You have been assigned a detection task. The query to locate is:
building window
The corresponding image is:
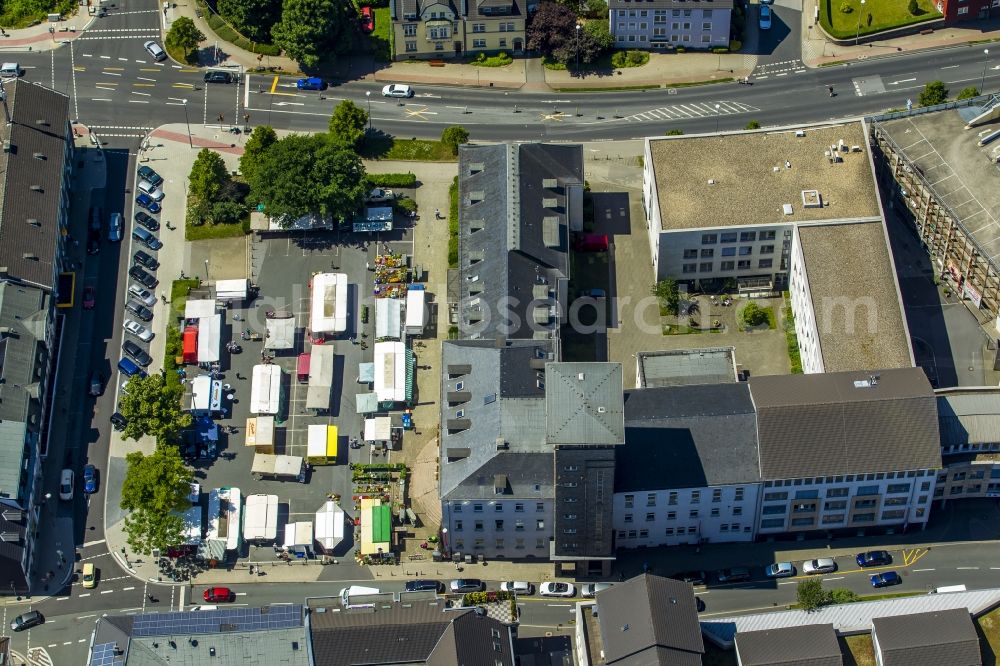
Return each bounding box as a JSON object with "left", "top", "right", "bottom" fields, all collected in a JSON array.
[
  {"left": 515, "top": 520, "right": 524, "bottom": 530},
  {"left": 702, "top": 234, "right": 717, "bottom": 244},
  {"left": 495, "top": 538, "right": 504, "bottom": 548},
  {"left": 758, "top": 259, "right": 773, "bottom": 269},
  {"left": 691, "top": 491, "right": 700, "bottom": 503},
  {"left": 737, "top": 260, "right": 751, "bottom": 270},
  {"left": 721, "top": 247, "right": 736, "bottom": 257},
  {"left": 739, "top": 231, "right": 756, "bottom": 242},
  {"left": 791, "top": 517, "right": 815, "bottom": 527},
  {"left": 404, "top": 24, "right": 417, "bottom": 36},
  {"left": 495, "top": 504, "right": 503, "bottom": 512},
  {"left": 499, "top": 39, "right": 507, "bottom": 47},
  {"left": 646, "top": 494, "right": 656, "bottom": 506},
  {"left": 721, "top": 524, "right": 729, "bottom": 531},
  {"left": 645, "top": 512, "right": 655, "bottom": 522},
  {"left": 475, "top": 521, "right": 484, "bottom": 531},
  {"left": 764, "top": 491, "right": 788, "bottom": 501},
  {"left": 683, "top": 264, "right": 697, "bottom": 274},
  {"left": 710, "top": 508, "right": 720, "bottom": 517},
  {"left": 687, "top": 526, "right": 697, "bottom": 534},
  {"left": 856, "top": 485, "right": 879, "bottom": 496},
  {"left": 624, "top": 514, "right": 633, "bottom": 523},
  {"left": 721, "top": 261, "right": 735, "bottom": 271},
  {"left": 689, "top": 510, "right": 699, "bottom": 518},
  {"left": 794, "top": 490, "right": 819, "bottom": 500},
  {"left": 760, "top": 245, "right": 774, "bottom": 254},
  {"left": 495, "top": 520, "right": 504, "bottom": 530},
  {"left": 639, "top": 529, "right": 649, "bottom": 538},
  {"left": 473, "top": 39, "right": 486, "bottom": 48},
  {"left": 822, "top": 514, "right": 845, "bottom": 524},
  {"left": 824, "top": 500, "right": 847, "bottom": 511},
  {"left": 683, "top": 249, "right": 698, "bottom": 259},
  {"left": 762, "top": 505, "right": 786, "bottom": 515},
  {"left": 720, "top": 232, "right": 737, "bottom": 243},
  {"left": 735, "top": 487, "right": 744, "bottom": 501},
  {"left": 628, "top": 530, "right": 637, "bottom": 539},
  {"left": 667, "top": 511, "right": 676, "bottom": 520},
  {"left": 958, "top": 6, "right": 969, "bottom": 13},
  {"left": 759, "top": 230, "right": 775, "bottom": 240},
  {"left": 474, "top": 504, "right": 483, "bottom": 513},
  {"left": 515, "top": 503, "right": 524, "bottom": 512},
  {"left": 536, "top": 503, "right": 544, "bottom": 512},
  {"left": 712, "top": 489, "right": 722, "bottom": 502},
  {"left": 665, "top": 527, "right": 674, "bottom": 535},
  {"left": 881, "top": 510, "right": 905, "bottom": 520},
  {"left": 701, "top": 248, "right": 714, "bottom": 258},
  {"left": 454, "top": 503, "right": 463, "bottom": 513},
  {"left": 950, "top": 486, "right": 964, "bottom": 495},
  {"left": 704, "top": 8, "right": 713, "bottom": 16},
  {"left": 760, "top": 518, "right": 785, "bottom": 528},
  {"left": 733, "top": 506, "right": 743, "bottom": 516},
  {"left": 738, "top": 246, "right": 753, "bottom": 256},
  {"left": 853, "top": 512, "right": 876, "bottom": 522},
  {"left": 473, "top": 23, "right": 485, "bottom": 32},
  {"left": 455, "top": 520, "right": 464, "bottom": 531},
  {"left": 826, "top": 487, "right": 848, "bottom": 498},
  {"left": 886, "top": 483, "right": 911, "bottom": 494},
  {"left": 701, "top": 35, "right": 711, "bottom": 42},
  {"left": 854, "top": 499, "right": 877, "bottom": 509},
  {"left": 536, "top": 520, "right": 545, "bottom": 529},
  {"left": 668, "top": 492, "right": 678, "bottom": 505},
  {"left": 699, "top": 262, "right": 713, "bottom": 272},
  {"left": 703, "top": 22, "right": 712, "bottom": 29},
  {"left": 405, "top": 41, "right": 417, "bottom": 52}
]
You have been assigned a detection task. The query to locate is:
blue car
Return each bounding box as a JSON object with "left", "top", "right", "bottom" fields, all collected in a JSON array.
[
  {"left": 856, "top": 550, "right": 892, "bottom": 568},
  {"left": 297, "top": 77, "right": 326, "bottom": 91},
  {"left": 83, "top": 464, "right": 97, "bottom": 494},
  {"left": 136, "top": 193, "right": 161, "bottom": 214},
  {"left": 117, "top": 357, "right": 147, "bottom": 379},
  {"left": 870, "top": 571, "right": 902, "bottom": 588}
]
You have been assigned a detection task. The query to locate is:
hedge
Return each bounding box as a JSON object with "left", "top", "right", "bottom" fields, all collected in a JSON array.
[
  {"left": 197, "top": 0, "right": 282, "bottom": 57},
  {"left": 366, "top": 173, "right": 417, "bottom": 188}
]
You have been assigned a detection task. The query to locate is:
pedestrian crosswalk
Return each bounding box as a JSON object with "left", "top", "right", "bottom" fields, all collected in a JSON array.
[
  {"left": 752, "top": 58, "right": 806, "bottom": 79},
  {"left": 627, "top": 100, "right": 759, "bottom": 122}
]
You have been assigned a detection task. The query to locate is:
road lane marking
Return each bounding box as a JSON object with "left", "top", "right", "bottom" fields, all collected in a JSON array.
[
  {"left": 172, "top": 83, "right": 194, "bottom": 88},
  {"left": 99, "top": 55, "right": 110, "bottom": 59},
  {"left": 90, "top": 98, "right": 113, "bottom": 101},
  {"left": 123, "top": 586, "right": 135, "bottom": 591},
  {"left": 139, "top": 68, "right": 160, "bottom": 72},
  {"left": 777, "top": 580, "right": 797, "bottom": 585},
  {"left": 137, "top": 76, "right": 156, "bottom": 82},
  {"left": 79, "top": 614, "right": 97, "bottom": 619},
  {"left": 57, "top": 596, "right": 70, "bottom": 600},
  {"left": 101, "top": 589, "right": 114, "bottom": 594},
  {"left": 957, "top": 566, "right": 980, "bottom": 570},
  {"left": 128, "top": 100, "right": 150, "bottom": 104},
  {"left": 547, "top": 603, "right": 571, "bottom": 607},
  {"left": 822, "top": 576, "right": 844, "bottom": 581},
  {"left": 102, "top": 72, "right": 122, "bottom": 77},
  {"left": 79, "top": 593, "right": 90, "bottom": 597},
  {"left": 941, "top": 65, "right": 959, "bottom": 69},
  {"left": 270, "top": 75, "right": 279, "bottom": 93},
  {"left": 912, "top": 568, "right": 935, "bottom": 572},
  {"left": 82, "top": 539, "right": 105, "bottom": 548},
  {"left": 118, "top": 57, "right": 128, "bottom": 61}
]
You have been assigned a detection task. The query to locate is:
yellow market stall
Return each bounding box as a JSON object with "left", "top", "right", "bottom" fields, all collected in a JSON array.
[
  {"left": 306, "top": 424, "right": 338, "bottom": 465},
  {"left": 245, "top": 415, "right": 275, "bottom": 453}
]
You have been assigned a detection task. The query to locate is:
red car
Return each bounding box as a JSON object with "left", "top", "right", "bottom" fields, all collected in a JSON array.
[
  {"left": 203, "top": 587, "right": 234, "bottom": 602},
  {"left": 360, "top": 6, "right": 374, "bottom": 32},
  {"left": 82, "top": 285, "right": 96, "bottom": 310}
]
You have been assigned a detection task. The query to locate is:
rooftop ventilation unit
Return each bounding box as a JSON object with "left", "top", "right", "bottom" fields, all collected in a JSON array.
[
  {"left": 795, "top": 130, "right": 806, "bottom": 137},
  {"left": 801, "top": 190, "right": 822, "bottom": 208}
]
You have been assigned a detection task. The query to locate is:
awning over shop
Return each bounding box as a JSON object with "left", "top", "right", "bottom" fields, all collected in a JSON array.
[
  {"left": 364, "top": 416, "right": 392, "bottom": 442},
  {"left": 185, "top": 299, "right": 217, "bottom": 320},
  {"left": 180, "top": 505, "right": 202, "bottom": 546},
  {"left": 310, "top": 273, "right": 348, "bottom": 336},
  {"left": 314, "top": 500, "right": 345, "bottom": 554},
  {"left": 356, "top": 393, "right": 378, "bottom": 414},
  {"left": 198, "top": 313, "right": 221, "bottom": 364},
  {"left": 250, "top": 364, "right": 282, "bottom": 415},
  {"left": 265, "top": 315, "right": 295, "bottom": 350},
  {"left": 359, "top": 498, "right": 391, "bottom": 556},
  {"left": 375, "top": 298, "right": 402, "bottom": 340},
  {"left": 374, "top": 341, "right": 406, "bottom": 404},
  {"left": 215, "top": 279, "right": 249, "bottom": 302},
  {"left": 189, "top": 375, "right": 222, "bottom": 413},
  {"left": 245, "top": 415, "right": 275, "bottom": 452},
  {"left": 182, "top": 326, "right": 198, "bottom": 364}
]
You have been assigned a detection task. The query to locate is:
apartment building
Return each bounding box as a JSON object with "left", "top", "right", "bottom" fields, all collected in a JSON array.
[
  {"left": 390, "top": 0, "right": 526, "bottom": 60},
  {"left": 934, "top": 387, "right": 1000, "bottom": 502},
  {"left": 939, "top": 0, "right": 998, "bottom": 21},
  {"left": 608, "top": 0, "right": 732, "bottom": 49}
]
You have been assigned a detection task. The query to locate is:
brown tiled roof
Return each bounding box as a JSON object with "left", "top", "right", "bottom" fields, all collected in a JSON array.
[{"left": 872, "top": 609, "right": 981, "bottom": 666}]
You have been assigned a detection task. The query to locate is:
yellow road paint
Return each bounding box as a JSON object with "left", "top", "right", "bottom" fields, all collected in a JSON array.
[
  {"left": 270, "top": 76, "right": 278, "bottom": 94},
  {"left": 73, "top": 67, "right": 86, "bottom": 72},
  {"left": 172, "top": 83, "right": 195, "bottom": 89},
  {"left": 103, "top": 67, "right": 125, "bottom": 71}
]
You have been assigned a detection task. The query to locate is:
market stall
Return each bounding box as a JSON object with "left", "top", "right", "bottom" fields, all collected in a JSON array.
[
  {"left": 359, "top": 497, "right": 392, "bottom": 557},
  {"left": 185, "top": 298, "right": 217, "bottom": 320},
  {"left": 305, "top": 344, "right": 335, "bottom": 411},
  {"left": 215, "top": 279, "right": 249, "bottom": 302},
  {"left": 373, "top": 341, "right": 413, "bottom": 406},
  {"left": 375, "top": 298, "right": 402, "bottom": 340},
  {"left": 180, "top": 505, "right": 203, "bottom": 546},
  {"left": 358, "top": 362, "right": 374, "bottom": 384},
  {"left": 364, "top": 416, "right": 392, "bottom": 443},
  {"left": 355, "top": 393, "right": 378, "bottom": 415},
  {"left": 251, "top": 453, "right": 304, "bottom": 482},
  {"left": 283, "top": 521, "right": 314, "bottom": 558},
  {"left": 264, "top": 312, "right": 295, "bottom": 350},
  {"left": 197, "top": 313, "right": 222, "bottom": 364},
  {"left": 244, "top": 415, "right": 275, "bottom": 453},
  {"left": 188, "top": 375, "right": 222, "bottom": 415},
  {"left": 243, "top": 494, "right": 279, "bottom": 543},
  {"left": 182, "top": 325, "right": 198, "bottom": 364},
  {"left": 250, "top": 364, "right": 282, "bottom": 415},
  {"left": 310, "top": 272, "right": 348, "bottom": 339},
  {"left": 404, "top": 285, "right": 426, "bottom": 336},
  {"left": 314, "top": 500, "right": 345, "bottom": 554},
  {"left": 205, "top": 487, "right": 242, "bottom": 556},
  {"left": 306, "top": 424, "right": 339, "bottom": 465},
  {"left": 373, "top": 253, "right": 409, "bottom": 299}
]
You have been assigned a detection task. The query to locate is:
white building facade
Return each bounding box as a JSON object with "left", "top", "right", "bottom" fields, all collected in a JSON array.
[{"left": 442, "top": 498, "right": 554, "bottom": 559}]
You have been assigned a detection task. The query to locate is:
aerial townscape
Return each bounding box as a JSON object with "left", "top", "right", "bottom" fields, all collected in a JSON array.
[{"left": 0, "top": 0, "right": 998, "bottom": 662}]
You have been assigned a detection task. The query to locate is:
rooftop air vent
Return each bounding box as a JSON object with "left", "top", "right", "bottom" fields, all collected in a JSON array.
[
  {"left": 26, "top": 218, "right": 39, "bottom": 226},
  {"left": 32, "top": 152, "right": 45, "bottom": 160},
  {"left": 34, "top": 119, "right": 49, "bottom": 127},
  {"left": 29, "top": 185, "right": 42, "bottom": 192},
  {"left": 21, "top": 253, "right": 37, "bottom": 260}
]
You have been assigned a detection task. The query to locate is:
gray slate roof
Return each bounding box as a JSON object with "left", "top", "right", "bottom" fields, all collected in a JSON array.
[
  {"left": 735, "top": 624, "right": 842, "bottom": 666},
  {"left": 0, "top": 81, "right": 69, "bottom": 290},
  {"left": 750, "top": 367, "right": 941, "bottom": 479},
  {"left": 935, "top": 389, "right": 1000, "bottom": 448},
  {"left": 468, "top": 0, "right": 524, "bottom": 19},
  {"left": 545, "top": 363, "right": 624, "bottom": 446},
  {"left": 596, "top": 574, "right": 704, "bottom": 666},
  {"left": 608, "top": 0, "right": 734, "bottom": 9},
  {"left": 440, "top": 339, "right": 554, "bottom": 501},
  {"left": 617, "top": 384, "right": 760, "bottom": 491},
  {"left": 872, "top": 608, "right": 981, "bottom": 666}
]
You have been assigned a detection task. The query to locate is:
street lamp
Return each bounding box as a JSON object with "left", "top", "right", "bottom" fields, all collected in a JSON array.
[
  {"left": 855, "top": 0, "right": 866, "bottom": 45},
  {"left": 204, "top": 259, "right": 210, "bottom": 281},
  {"left": 182, "top": 99, "right": 193, "bottom": 149},
  {"left": 366, "top": 91, "right": 372, "bottom": 132},
  {"left": 981, "top": 48, "right": 990, "bottom": 96},
  {"left": 715, "top": 103, "right": 721, "bottom": 133},
  {"left": 575, "top": 24, "right": 582, "bottom": 74}
]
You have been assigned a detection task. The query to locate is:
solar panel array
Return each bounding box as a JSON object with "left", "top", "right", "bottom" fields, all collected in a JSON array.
[
  {"left": 89, "top": 642, "right": 119, "bottom": 666},
  {"left": 131, "top": 605, "right": 303, "bottom": 637}
]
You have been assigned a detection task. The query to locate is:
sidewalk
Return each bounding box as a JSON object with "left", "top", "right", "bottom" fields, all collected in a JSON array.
[{"left": 0, "top": 6, "right": 92, "bottom": 52}]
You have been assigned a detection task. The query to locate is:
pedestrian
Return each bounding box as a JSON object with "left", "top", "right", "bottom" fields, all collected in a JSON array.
[{"left": 161, "top": 294, "right": 167, "bottom": 304}]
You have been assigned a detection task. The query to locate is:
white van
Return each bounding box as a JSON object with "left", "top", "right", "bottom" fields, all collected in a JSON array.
[
  {"left": 339, "top": 585, "right": 381, "bottom": 606},
  {"left": 0, "top": 63, "right": 22, "bottom": 78}
]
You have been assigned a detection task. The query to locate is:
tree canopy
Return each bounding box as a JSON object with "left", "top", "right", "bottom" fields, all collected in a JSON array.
[
  {"left": 241, "top": 125, "right": 278, "bottom": 184},
  {"left": 272, "top": 0, "right": 352, "bottom": 69},
  {"left": 441, "top": 126, "right": 470, "bottom": 155},
  {"left": 651, "top": 278, "right": 680, "bottom": 315},
  {"left": 117, "top": 374, "right": 192, "bottom": 444},
  {"left": 527, "top": 3, "right": 606, "bottom": 65},
  {"left": 217, "top": 0, "right": 282, "bottom": 43},
  {"left": 121, "top": 446, "right": 192, "bottom": 555},
  {"left": 918, "top": 80, "right": 948, "bottom": 107},
  {"left": 328, "top": 100, "right": 368, "bottom": 148},
  {"left": 189, "top": 148, "right": 229, "bottom": 203},
  {"left": 165, "top": 16, "right": 204, "bottom": 64},
  {"left": 796, "top": 579, "right": 829, "bottom": 611},
  {"left": 247, "top": 134, "right": 367, "bottom": 223}
]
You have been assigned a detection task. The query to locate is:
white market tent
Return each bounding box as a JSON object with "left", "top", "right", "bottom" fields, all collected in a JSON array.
[
  {"left": 250, "top": 364, "right": 282, "bottom": 415},
  {"left": 215, "top": 279, "right": 249, "bottom": 302},
  {"left": 374, "top": 341, "right": 406, "bottom": 403},
  {"left": 356, "top": 392, "right": 378, "bottom": 414},
  {"left": 181, "top": 505, "right": 203, "bottom": 546},
  {"left": 189, "top": 375, "right": 222, "bottom": 414},
  {"left": 206, "top": 487, "right": 242, "bottom": 552},
  {"left": 265, "top": 315, "right": 296, "bottom": 350},
  {"left": 283, "top": 521, "right": 314, "bottom": 557},
  {"left": 375, "top": 298, "right": 402, "bottom": 340},
  {"left": 310, "top": 273, "right": 348, "bottom": 336},
  {"left": 197, "top": 313, "right": 222, "bottom": 364},
  {"left": 306, "top": 344, "right": 335, "bottom": 411},
  {"left": 405, "top": 288, "right": 426, "bottom": 335},
  {"left": 364, "top": 416, "right": 392, "bottom": 442},
  {"left": 243, "top": 494, "right": 279, "bottom": 542},
  {"left": 244, "top": 415, "right": 275, "bottom": 452},
  {"left": 314, "top": 500, "right": 345, "bottom": 554},
  {"left": 185, "top": 298, "right": 217, "bottom": 320}
]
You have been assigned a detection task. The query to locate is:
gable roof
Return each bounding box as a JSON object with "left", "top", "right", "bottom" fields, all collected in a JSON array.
[
  {"left": 608, "top": 0, "right": 734, "bottom": 9},
  {"left": 546, "top": 363, "right": 624, "bottom": 445},
  {"left": 872, "top": 609, "right": 981, "bottom": 666},
  {"left": 596, "top": 574, "right": 704, "bottom": 666},
  {"left": 750, "top": 367, "right": 941, "bottom": 479},
  {"left": 735, "top": 624, "right": 843, "bottom": 666}
]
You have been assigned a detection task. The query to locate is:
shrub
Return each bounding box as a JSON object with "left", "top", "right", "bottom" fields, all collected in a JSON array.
[
  {"left": 957, "top": 86, "right": 979, "bottom": 100},
  {"left": 441, "top": 126, "right": 470, "bottom": 155},
  {"left": 741, "top": 301, "right": 769, "bottom": 328},
  {"left": 908, "top": 0, "right": 919, "bottom": 13},
  {"left": 830, "top": 588, "right": 860, "bottom": 604},
  {"left": 797, "top": 579, "right": 829, "bottom": 611},
  {"left": 367, "top": 173, "right": 417, "bottom": 188},
  {"left": 394, "top": 197, "right": 417, "bottom": 213},
  {"left": 729, "top": 39, "right": 742, "bottom": 51},
  {"left": 711, "top": 47, "right": 729, "bottom": 54},
  {"left": 665, "top": 129, "right": 684, "bottom": 136},
  {"left": 839, "top": 1, "right": 853, "bottom": 12},
  {"left": 918, "top": 80, "right": 948, "bottom": 107},
  {"left": 675, "top": 46, "right": 686, "bottom": 53},
  {"left": 745, "top": 120, "right": 761, "bottom": 129},
  {"left": 472, "top": 51, "right": 513, "bottom": 67},
  {"left": 611, "top": 50, "right": 649, "bottom": 68}
]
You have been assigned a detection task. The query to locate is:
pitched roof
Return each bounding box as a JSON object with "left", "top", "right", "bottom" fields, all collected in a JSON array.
[
  {"left": 0, "top": 81, "right": 69, "bottom": 290},
  {"left": 750, "top": 367, "right": 941, "bottom": 479},
  {"left": 735, "top": 624, "right": 843, "bottom": 666},
  {"left": 617, "top": 384, "right": 760, "bottom": 491},
  {"left": 596, "top": 574, "right": 704, "bottom": 666},
  {"left": 0, "top": 501, "right": 27, "bottom": 593},
  {"left": 545, "top": 363, "right": 624, "bottom": 446},
  {"left": 608, "top": 0, "right": 734, "bottom": 9},
  {"left": 872, "top": 609, "right": 981, "bottom": 666},
  {"left": 935, "top": 389, "right": 1000, "bottom": 447}
]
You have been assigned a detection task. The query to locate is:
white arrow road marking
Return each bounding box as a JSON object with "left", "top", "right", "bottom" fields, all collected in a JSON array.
[{"left": 889, "top": 78, "right": 917, "bottom": 85}]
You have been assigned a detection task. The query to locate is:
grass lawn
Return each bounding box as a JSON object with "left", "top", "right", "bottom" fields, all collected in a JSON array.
[
  {"left": 977, "top": 607, "right": 1000, "bottom": 664},
  {"left": 185, "top": 220, "right": 248, "bottom": 241},
  {"left": 170, "top": 279, "right": 201, "bottom": 323},
  {"left": 841, "top": 635, "right": 875, "bottom": 666},
  {"left": 360, "top": 135, "right": 457, "bottom": 161},
  {"left": 372, "top": 7, "right": 392, "bottom": 62},
  {"left": 820, "top": 0, "right": 940, "bottom": 39}
]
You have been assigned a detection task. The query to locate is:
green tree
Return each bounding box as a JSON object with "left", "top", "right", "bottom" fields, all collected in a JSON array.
[
  {"left": 272, "top": 0, "right": 351, "bottom": 69},
  {"left": 829, "top": 588, "right": 860, "bottom": 604},
  {"left": 248, "top": 134, "right": 367, "bottom": 222},
  {"left": 441, "top": 126, "right": 471, "bottom": 155},
  {"left": 189, "top": 148, "right": 229, "bottom": 202},
  {"left": 651, "top": 279, "right": 680, "bottom": 315},
  {"left": 796, "top": 579, "right": 829, "bottom": 611},
  {"left": 918, "top": 80, "right": 948, "bottom": 107},
  {"left": 957, "top": 86, "right": 979, "bottom": 100},
  {"left": 584, "top": 20, "right": 614, "bottom": 51},
  {"left": 665, "top": 129, "right": 684, "bottom": 136},
  {"left": 117, "top": 374, "right": 192, "bottom": 444},
  {"left": 121, "top": 446, "right": 193, "bottom": 555},
  {"left": 329, "top": 100, "right": 369, "bottom": 148},
  {"left": 907, "top": 0, "right": 918, "bottom": 13},
  {"left": 740, "top": 301, "right": 768, "bottom": 327},
  {"left": 217, "top": 0, "right": 282, "bottom": 43},
  {"left": 241, "top": 125, "right": 278, "bottom": 184},
  {"left": 745, "top": 120, "right": 761, "bottom": 129},
  {"left": 165, "top": 16, "right": 204, "bottom": 64}
]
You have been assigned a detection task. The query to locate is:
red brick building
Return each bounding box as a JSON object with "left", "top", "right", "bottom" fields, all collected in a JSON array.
[{"left": 938, "top": 0, "right": 997, "bottom": 21}]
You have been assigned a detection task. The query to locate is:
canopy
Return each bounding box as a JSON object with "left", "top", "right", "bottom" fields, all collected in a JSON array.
[
  {"left": 360, "top": 498, "right": 391, "bottom": 556},
  {"left": 243, "top": 494, "right": 279, "bottom": 542},
  {"left": 180, "top": 505, "right": 202, "bottom": 545},
  {"left": 215, "top": 279, "right": 248, "bottom": 302},
  {"left": 189, "top": 375, "right": 222, "bottom": 413},
  {"left": 206, "top": 487, "right": 242, "bottom": 552},
  {"left": 265, "top": 315, "right": 296, "bottom": 350},
  {"left": 374, "top": 341, "right": 406, "bottom": 404},
  {"left": 405, "top": 287, "right": 425, "bottom": 334},
  {"left": 185, "top": 298, "right": 216, "bottom": 320},
  {"left": 364, "top": 416, "right": 392, "bottom": 442},
  {"left": 314, "top": 500, "right": 345, "bottom": 554},
  {"left": 310, "top": 273, "right": 348, "bottom": 336},
  {"left": 356, "top": 392, "right": 378, "bottom": 414},
  {"left": 250, "top": 364, "right": 282, "bottom": 414},
  {"left": 305, "top": 345, "right": 335, "bottom": 411},
  {"left": 245, "top": 415, "right": 275, "bottom": 452},
  {"left": 283, "top": 521, "right": 314, "bottom": 548},
  {"left": 182, "top": 326, "right": 198, "bottom": 364},
  {"left": 197, "top": 313, "right": 221, "bottom": 364},
  {"left": 375, "top": 298, "right": 402, "bottom": 340},
  {"left": 358, "top": 362, "right": 374, "bottom": 384},
  {"left": 306, "top": 424, "right": 338, "bottom": 464},
  {"left": 251, "top": 453, "right": 303, "bottom": 478}
]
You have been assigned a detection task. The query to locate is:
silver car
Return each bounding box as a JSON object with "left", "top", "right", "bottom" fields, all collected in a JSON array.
[
  {"left": 128, "top": 284, "right": 157, "bottom": 308},
  {"left": 123, "top": 318, "right": 154, "bottom": 342},
  {"left": 802, "top": 558, "right": 837, "bottom": 575}
]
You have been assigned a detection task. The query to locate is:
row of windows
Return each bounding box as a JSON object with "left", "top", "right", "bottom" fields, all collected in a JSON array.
[
  {"left": 684, "top": 246, "right": 775, "bottom": 258},
  {"left": 617, "top": 21, "right": 712, "bottom": 30},
  {"left": 452, "top": 538, "right": 546, "bottom": 550},
  {"left": 471, "top": 22, "right": 516, "bottom": 32},
  {"left": 702, "top": 230, "right": 777, "bottom": 245},
  {"left": 762, "top": 483, "right": 916, "bottom": 502},
  {"left": 453, "top": 502, "right": 545, "bottom": 513},
  {"left": 452, "top": 519, "right": 545, "bottom": 531},
  {"left": 623, "top": 506, "right": 743, "bottom": 522},
  {"left": 760, "top": 509, "right": 918, "bottom": 530},
  {"left": 616, "top": 8, "right": 713, "bottom": 17},
  {"left": 617, "top": 34, "right": 713, "bottom": 43},
  {"left": 617, "top": 524, "right": 745, "bottom": 540},
  {"left": 623, "top": 488, "right": 745, "bottom": 507},
  {"left": 682, "top": 259, "right": 772, "bottom": 273},
  {"left": 763, "top": 470, "right": 931, "bottom": 487}
]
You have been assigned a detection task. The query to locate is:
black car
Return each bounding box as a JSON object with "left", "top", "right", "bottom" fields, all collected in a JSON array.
[
  {"left": 123, "top": 340, "right": 153, "bottom": 367},
  {"left": 133, "top": 250, "right": 160, "bottom": 271},
  {"left": 135, "top": 211, "right": 160, "bottom": 231},
  {"left": 129, "top": 266, "right": 158, "bottom": 289},
  {"left": 670, "top": 570, "right": 708, "bottom": 586},
  {"left": 405, "top": 580, "right": 444, "bottom": 593},
  {"left": 89, "top": 206, "right": 103, "bottom": 232},
  {"left": 110, "top": 412, "right": 128, "bottom": 431},
  {"left": 11, "top": 610, "right": 43, "bottom": 631},
  {"left": 125, "top": 300, "right": 154, "bottom": 322},
  {"left": 86, "top": 230, "right": 101, "bottom": 255},
  {"left": 137, "top": 165, "right": 163, "bottom": 188},
  {"left": 204, "top": 70, "right": 233, "bottom": 84},
  {"left": 856, "top": 550, "right": 892, "bottom": 568},
  {"left": 715, "top": 567, "right": 751, "bottom": 583}
]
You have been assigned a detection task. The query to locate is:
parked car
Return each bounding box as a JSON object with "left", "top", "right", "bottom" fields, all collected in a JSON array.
[
  {"left": 89, "top": 205, "right": 103, "bottom": 232},
  {"left": 134, "top": 211, "right": 160, "bottom": 231},
  {"left": 137, "top": 165, "right": 163, "bottom": 188},
  {"left": 135, "top": 193, "right": 161, "bottom": 214},
  {"left": 670, "top": 570, "right": 707, "bottom": 586},
  {"left": 802, "top": 558, "right": 837, "bottom": 575},
  {"left": 204, "top": 70, "right": 233, "bottom": 84},
  {"left": 0, "top": 62, "right": 23, "bottom": 79},
  {"left": 123, "top": 318, "right": 154, "bottom": 342},
  {"left": 405, "top": 580, "right": 444, "bottom": 593},
  {"left": 110, "top": 412, "right": 128, "bottom": 431},
  {"left": 82, "top": 285, "right": 96, "bottom": 310},
  {"left": 125, "top": 300, "right": 153, "bottom": 322},
  {"left": 870, "top": 571, "right": 902, "bottom": 588},
  {"left": 449, "top": 579, "right": 484, "bottom": 593},
  {"left": 132, "top": 226, "right": 163, "bottom": 251},
  {"left": 59, "top": 468, "right": 74, "bottom": 501},
  {"left": 297, "top": 77, "right": 326, "bottom": 91},
  {"left": 581, "top": 583, "right": 612, "bottom": 598},
  {"left": 715, "top": 568, "right": 751, "bottom": 583},
  {"left": 133, "top": 250, "right": 160, "bottom": 270},
  {"left": 10, "top": 610, "right": 43, "bottom": 632},
  {"left": 87, "top": 230, "right": 101, "bottom": 255},
  {"left": 366, "top": 187, "right": 396, "bottom": 203},
  {"left": 128, "top": 284, "right": 157, "bottom": 308},
  {"left": 83, "top": 464, "right": 98, "bottom": 494},
  {"left": 203, "top": 587, "right": 235, "bottom": 602},
  {"left": 108, "top": 212, "right": 123, "bottom": 242},
  {"left": 765, "top": 562, "right": 796, "bottom": 578},
  {"left": 500, "top": 581, "right": 534, "bottom": 595},
  {"left": 539, "top": 582, "right": 576, "bottom": 597},
  {"left": 123, "top": 340, "right": 152, "bottom": 367},
  {"left": 89, "top": 371, "right": 104, "bottom": 396},
  {"left": 129, "top": 266, "right": 158, "bottom": 288},
  {"left": 82, "top": 562, "right": 97, "bottom": 588},
  {"left": 117, "top": 357, "right": 147, "bottom": 379},
  {"left": 137, "top": 178, "right": 165, "bottom": 202},
  {"left": 759, "top": 4, "right": 772, "bottom": 29},
  {"left": 856, "top": 551, "right": 892, "bottom": 568},
  {"left": 359, "top": 5, "right": 374, "bottom": 32},
  {"left": 382, "top": 84, "right": 414, "bottom": 98}
]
